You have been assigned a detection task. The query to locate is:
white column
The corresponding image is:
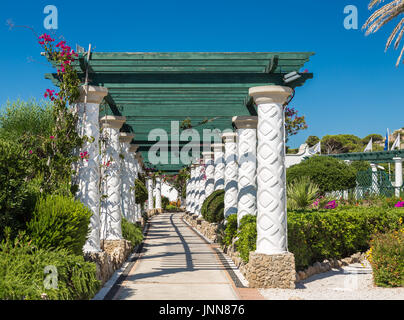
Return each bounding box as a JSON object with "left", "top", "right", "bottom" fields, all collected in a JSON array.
[
  {"left": 370, "top": 163, "right": 379, "bottom": 195},
  {"left": 100, "top": 115, "right": 126, "bottom": 240},
  {"left": 147, "top": 177, "right": 154, "bottom": 211},
  {"left": 233, "top": 116, "right": 258, "bottom": 226},
  {"left": 198, "top": 160, "right": 206, "bottom": 217},
  {"left": 75, "top": 85, "right": 108, "bottom": 253},
  {"left": 189, "top": 165, "right": 196, "bottom": 214},
  {"left": 119, "top": 133, "right": 135, "bottom": 223},
  {"left": 155, "top": 176, "right": 162, "bottom": 212},
  {"left": 394, "top": 157, "right": 403, "bottom": 197},
  {"left": 212, "top": 143, "right": 225, "bottom": 191},
  {"left": 128, "top": 144, "right": 138, "bottom": 222},
  {"left": 249, "top": 85, "right": 292, "bottom": 255},
  {"left": 185, "top": 178, "right": 190, "bottom": 212},
  {"left": 194, "top": 162, "right": 201, "bottom": 215},
  {"left": 222, "top": 132, "right": 238, "bottom": 218},
  {"left": 202, "top": 152, "right": 215, "bottom": 199}
]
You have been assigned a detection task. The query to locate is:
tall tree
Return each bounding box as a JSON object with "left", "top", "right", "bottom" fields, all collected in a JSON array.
[
  {"left": 305, "top": 135, "right": 320, "bottom": 147},
  {"left": 363, "top": 0, "right": 404, "bottom": 67}
]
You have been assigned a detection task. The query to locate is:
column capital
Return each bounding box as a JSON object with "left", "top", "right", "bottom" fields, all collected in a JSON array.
[
  {"left": 77, "top": 85, "right": 108, "bottom": 104},
  {"left": 100, "top": 115, "right": 126, "bottom": 129},
  {"left": 211, "top": 143, "right": 224, "bottom": 152},
  {"left": 249, "top": 85, "right": 292, "bottom": 105},
  {"left": 129, "top": 144, "right": 139, "bottom": 153},
  {"left": 119, "top": 132, "right": 135, "bottom": 144},
  {"left": 393, "top": 157, "right": 402, "bottom": 162},
  {"left": 232, "top": 115, "right": 258, "bottom": 129},
  {"left": 222, "top": 132, "right": 237, "bottom": 143}
]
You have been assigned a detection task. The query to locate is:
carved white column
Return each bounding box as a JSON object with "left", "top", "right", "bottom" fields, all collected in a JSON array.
[
  {"left": 147, "top": 177, "right": 154, "bottom": 212},
  {"left": 75, "top": 85, "right": 108, "bottom": 253},
  {"left": 393, "top": 157, "right": 403, "bottom": 197},
  {"left": 155, "top": 176, "right": 162, "bottom": 212},
  {"left": 222, "top": 132, "right": 238, "bottom": 219},
  {"left": 119, "top": 133, "right": 135, "bottom": 223},
  {"left": 189, "top": 165, "right": 196, "bottom": 214},
  {"left": 198, "top": 160, "right": 206, "bottom": 217},
  {"left": 212, "top": 143, "right": 225, "bottom": 191},
  {"left": 233, "top": 116, "right": 258, "bottom": 226},
  {"left": 202, "top": 152, "right": 215, "bottom": 199},
  {"left": 128, "top": 144, "right": 138, "bottom": 222},
  {"left": 100, "top": 115, "right": 126, "bottom": 240},
  {"left": 250, "top": 85, "right": 292, "bottom": 255},
  {"left": 194, "top": 162, "right": 201, "bottom": 215}
]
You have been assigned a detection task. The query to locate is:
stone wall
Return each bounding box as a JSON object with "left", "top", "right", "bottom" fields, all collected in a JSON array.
[{"left": 183, "top": 212, "right": 220, "bottom": 243}]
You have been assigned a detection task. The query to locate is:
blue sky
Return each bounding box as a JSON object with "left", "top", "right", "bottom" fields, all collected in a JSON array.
[{"left": 0, "top": 0, "right": 403, "bottom": 148}]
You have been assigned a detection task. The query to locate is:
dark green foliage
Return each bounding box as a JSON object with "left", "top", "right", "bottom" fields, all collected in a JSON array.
[
  {"left": 305, "top": 135, "right": 320, "bottom": 147},
  {"left": 321, "top": 134, "right": 362, "bottom": 154},
  {"left": 369, "top": 231, "right": 403, "bottom": 287},
  {"left": 201, "top": 189, "right": 225, "bottom": 223},
  {"left": 121, "top": 217, "right": 143, "bottom": 247},
  {"left": 288, "top": 207, "right": 404, "bottom": 270},
  {"left": 0, "top": 139, "right": 40, "bottom": 241},
  {"left": 181, "top": 184, "right": 186, "bottom": 199},
  {"left": 0, "top": 233, "right": 100, "bottom": 300},
  {"left": 223, "top": 214, "right": 238, "bottom": 246},
  {"left": 161, "top": 196, "right": 169, "bottom": 209},
  {"left": 165, "top": 204, "right": 180, "bottom": 212},
  {"left": 350, "top": 160, "right": 370, "bottom": 173},
  {"left": 135, "top": 178, "right": 148, "bottom": 205},
  {"left": 26, "top": 195, "right": 92, "bottom": 255},
  {"left": 236, "top": 215, "right": 257, "bottom": 263},
  {"left": 286, "top": 156, "right": 357, "bottom": 194}
]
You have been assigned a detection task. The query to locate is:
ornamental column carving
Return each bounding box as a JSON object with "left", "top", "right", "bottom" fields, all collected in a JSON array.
[
  {"left": 75, "top": 85, "right": 108, "bottom": 253},
  {"left": 193, "top": 162, "right": 201, "bottom": 215},
  {"left": 249, "top": 85, "right": 292, "bottom": 255},
  {"left": 155, "top": 176, "right": 162, "bottom": 213},
  {"left": 189, "top": 165, "right": 196, "bottom": 214},
  {"left": 212, "top": 143, "right": 225, "bottom": 191},
  {"left": 198, "top": 160, "right": 206, "bottom": 217},
  {"left": 202, "top": 152, "right": 215, "bottom": 199},
  {"left": 222, "top": 132, "right": 238, "bottom": 219},
  {"left": 233, "top": 116, "right": 258, "bottom": 226},
  {"left": 393, "top": 157, "right": 403, "bottom": 197},
  {"left": 147, "top": 177, "right": 154, "bottom": 212},
  {"left": 100, "top": 115, "right": 126, "bottom": 240},
  {"left": 119, "top": 133, "right": 135, "bottom": 223},
  {"left": 128, "top": 144, "right": 138, "bottom": 222}
]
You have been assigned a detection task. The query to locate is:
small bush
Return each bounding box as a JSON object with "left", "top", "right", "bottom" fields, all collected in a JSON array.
[
  {"left": 161, "top": 196, "right": 169, "bottom": 209},
  {"left": 223, "top": 214, "right": 238, "bottom": 246},
  {"left": 26, "top": 195, "right": 92, "bottom": 255},
  {"left": 236, "top": 215, "right": 257, "bottom": 263},
  {"left": 368, "top": 228, "right": 404, "bottom": 287},
  {"left": 121, "top": 217, "right": 143, "bottom": 247},
  {"left": 135, "top": 179, "right": 148, "bottom": 204},
  {"left": 166, "top": 204, "right": 179, "bottom": 212},
  {"left": 287, "top": 176, "right": 320, "bottom": 210},
  {"left": 201, "top": 189, "right": 225, "bottom": 223},
  {"left": 287, "top": 156, "right": 357, "bottom": 194},
  {"left": 0, "top": 234, "right": 100, "bottom": 300}
]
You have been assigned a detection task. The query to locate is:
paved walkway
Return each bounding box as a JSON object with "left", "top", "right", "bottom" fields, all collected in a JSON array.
[{"left": 113, "top": 212, "right": 251, "bottom": 300}]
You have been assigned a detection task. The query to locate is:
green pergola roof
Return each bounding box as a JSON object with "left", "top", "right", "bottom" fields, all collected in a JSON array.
[
  {"left": 45, "top": 52, "right": 314, "bottom": 173},
  {"left": 326, "top": 150, "right": 404, "bottom": 163}
]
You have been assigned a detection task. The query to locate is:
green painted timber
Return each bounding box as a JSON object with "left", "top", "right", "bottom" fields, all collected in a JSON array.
[
  {"left": 45, "top": 51, "right": 314, "bottom": 173},
  {"left": 326, "top": 150, "right": 404, "bottom": 163}
]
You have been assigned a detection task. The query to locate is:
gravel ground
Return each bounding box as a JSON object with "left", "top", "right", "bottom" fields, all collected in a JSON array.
[{"left": 259, "top": 260, "right": 404, "bottom": 300}]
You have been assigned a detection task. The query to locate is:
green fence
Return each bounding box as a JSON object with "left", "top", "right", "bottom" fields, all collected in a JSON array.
[{"left": 355, "top": 169, "right": 395, "bottom": 198}]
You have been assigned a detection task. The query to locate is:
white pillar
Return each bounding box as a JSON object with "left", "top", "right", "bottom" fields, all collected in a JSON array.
[
  {"left": 370, "top": 163, "right": 379, "bottom": 195},
  {"left": 394, "top": 157, "right": 403, "bottom": 197},
  {"left": 233, "top": 116, "right": 258, "bottom": 226},
  {"left": 212, "top": 143, "right": 225, "bottom": 191},
  {"left": 249, "top": 85, "right": 292, "bottom": 255},
  {"left": 202, "top": 152, "right": 215, "bottom": 199},
  {"left": 147, "top": 177, "right": 154, "bottom": 212},
  {"left": 129, "top": 144, "right": 139, "bottom": 222},
  {"left": 76, "top": 85, "right": 108, "bottom": 253},
  {"left": 100, "top": 115, "right": 126, "bottom": 240},
  {"left": 119, "top": 133, "right": 135, "bottom": 223},
  {"left": 185, "top": 178, "right": 190, "bottom": 212},
  {"left": 194, "top": 162, "right": 201, "bottom": 215},
  {"left": 222, "top": 132, "right": 238, "bottom": 219},
  {"left": 198, "top": 160, "right": 206, "bottom": 217},
  {"left": 155, "top": 176, "right": 162, "bottom": 212},
  {"left": 189, "top": 165, "right": 196, "bottom": 214}
]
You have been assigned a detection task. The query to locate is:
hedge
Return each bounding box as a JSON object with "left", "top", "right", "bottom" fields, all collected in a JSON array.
[
  {"left": 201, "top": 189, "right": 225, "bottom": 223},
  {"left": 232, "top": 207, "right": 404, "bottom": 270},
  {"left": 121, "top": 217, "right": 143, "bottom": 247},
  {"left": 135, "top": 178, "right": 148, "bottom": 205}
]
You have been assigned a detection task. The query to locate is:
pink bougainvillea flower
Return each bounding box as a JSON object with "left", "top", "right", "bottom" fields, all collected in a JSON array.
[
  {"left": 50, "top": 136, "right": 55, "bottom": 139},
  {"left": 395, "top": 201, "right": 404, "bottom": 207},
  {"left": 29, "top": 150, "right": 33, "bottom": 154}
]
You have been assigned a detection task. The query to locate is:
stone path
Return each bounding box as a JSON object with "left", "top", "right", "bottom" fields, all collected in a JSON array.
[{"left": 113, "top": 212, "right": 258, "bottom": 300}]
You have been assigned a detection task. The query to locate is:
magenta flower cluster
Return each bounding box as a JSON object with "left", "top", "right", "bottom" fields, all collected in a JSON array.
[
  {"left": 80, "top": 151, "right": 89, "bottom": 162},
  {"left": 325, "top": 200, "right": 338, "bottom": 210},
  {"left": 395, "top": 201, "right": 404, "bottom": 207}
]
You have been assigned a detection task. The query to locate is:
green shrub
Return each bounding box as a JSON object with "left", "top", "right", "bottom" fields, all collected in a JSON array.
[
  {"left": 0, "top": 233, "right": 100, "bottom": 300},
  {"left": 166, "top": 204, "right": 178, "bottom": 212},
  {"left": 121, "top": 217, "right": 143, "bottom": 247},
  {"left": 286, "top": 156, "right": 357, "bottom": 194},
  {"left": 161, "top": 196, "right": 169, "bottom": 209},
  {"left": 236, "top": 215, "right": 257, "bottom": 263},
  {"left": 287, "top": 176, "right": 320, "bottom": 210},
  {"left": 0, "top": 139, "right": 40, "bottom": 241},
  {"left": 26, "top": 195, "right": 92, "bottom": 255},
  {"left": 368, "top": 229, "right": 404, "bottom": 287},
  {"left": 201, "top": 189, "right": 225, "bottom": 223},
  {"left": 135, "top": 178, "right": 148, "bottom": 205},
  {"left": 223, "top": 214, "right": 238, "bottom": 246}
]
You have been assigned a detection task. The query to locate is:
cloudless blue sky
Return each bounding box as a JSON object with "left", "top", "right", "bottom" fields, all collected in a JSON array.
[{"left": 0, "top": 0, "right": 403, "bottom": 148}]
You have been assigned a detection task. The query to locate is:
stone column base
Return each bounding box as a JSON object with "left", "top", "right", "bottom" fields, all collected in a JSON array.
[
  {"left": 245, "top": 251, "right": 296, "bottom": 289},
  {"left": 156, "top": 208, "right": 163, "bottom": 214}
]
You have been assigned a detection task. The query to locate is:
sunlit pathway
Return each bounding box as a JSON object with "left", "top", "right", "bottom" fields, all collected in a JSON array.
[{"left": 113, "top": 212, "right": 240, "bottom": 300}]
